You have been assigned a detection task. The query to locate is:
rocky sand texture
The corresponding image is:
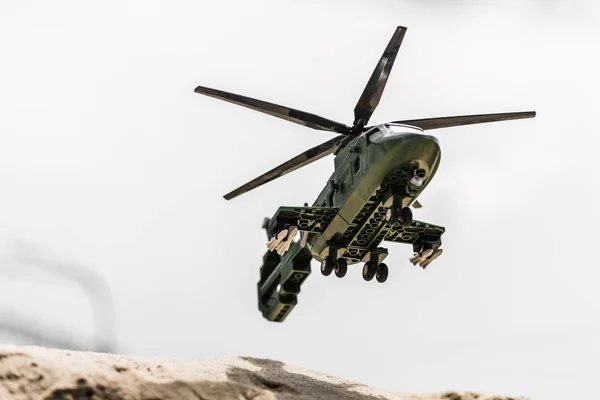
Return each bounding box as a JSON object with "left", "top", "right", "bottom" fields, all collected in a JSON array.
[{"left": 0, "top": 345, "right": 527, "bottom": 400}]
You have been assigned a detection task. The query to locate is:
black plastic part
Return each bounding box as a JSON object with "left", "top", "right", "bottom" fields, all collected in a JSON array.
[
  {"left": 376, "top": 263, "right": 389, "bottom": 283},
  {"left": 413, "top": 238, "right": 442, "bottom": 254},
  {"left": 195, "top": 85, "right": 351, "bottom": 134},
  {"left": 385, "top": 206, "right": 400, "bottom": 226},
  {"left": 391, "top": 111, "right": 536, "bottom": 131},
  {"left": 399, "top": 207, "right": 413, "bottom": 228},
  {"left": 353, "top": 27, "right": 407, "bottom": 129},
  {"left": 362, "top": 262, "right": 377, "bottom": 281},
  {"left": 321, "top": 256, "right": 334, "bottom": 276},
  {"left": 334, "top": 259, "right": 348, "bottom": 278},
  {"left": 224, "top": 135, "right": 348, "bottom": 200}
]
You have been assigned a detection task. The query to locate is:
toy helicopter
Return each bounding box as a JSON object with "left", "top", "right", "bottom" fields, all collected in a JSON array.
[{"left": 194, "top": 26, "right": 535, "bottom": 322}]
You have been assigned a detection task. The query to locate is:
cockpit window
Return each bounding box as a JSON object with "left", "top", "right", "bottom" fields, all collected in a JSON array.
[{"left": 367, "top": 123, "right": 424, "bottom": 144}]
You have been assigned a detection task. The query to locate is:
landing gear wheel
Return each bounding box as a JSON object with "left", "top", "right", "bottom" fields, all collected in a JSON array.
[
  {"left": 399, "top": 207, "right": 413, "bottom": 228},
  {"left": 362, "top": 262, "right": 377, "bottom": 281},
  {"left": 385, "top": 206, "right": 399, "bottom": 226},
  {"left": 376, "top": 263, "right": 389, "bottom": 283},
  {"left": 320, "top": 256, "right": 334, "bottom": 276},
  {"left": 335, "top": 259, "right": 348, "bottom": 278}
]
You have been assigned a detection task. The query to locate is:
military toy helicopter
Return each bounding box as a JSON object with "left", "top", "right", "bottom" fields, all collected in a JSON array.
[{"left": 194, "top": 26, "right": 535, "bottom": 322}]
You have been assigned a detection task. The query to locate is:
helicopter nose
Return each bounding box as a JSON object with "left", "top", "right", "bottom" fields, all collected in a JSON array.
[
  {"left": 372, "top": 132, "right": 441, "bottom": 176},
  {"left": 414, "top": 134, "right": 441, "bottom": 160},
  {"left": 379, "top": 132, "right": 440, "bottom": 153},
  {"left": 417, "top": 133, "right": 440, "bottom": 150}
]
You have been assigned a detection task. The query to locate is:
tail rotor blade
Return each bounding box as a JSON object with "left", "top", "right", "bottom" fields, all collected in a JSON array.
[
  {"left": 195, "top": 85, "right": 351, "bottom": 134},
  {"left": 353, "top": 26, "right": 407, "bottom": 129},
  {"left": 393, "top": 111, "right": 536, "bottom": 130}
]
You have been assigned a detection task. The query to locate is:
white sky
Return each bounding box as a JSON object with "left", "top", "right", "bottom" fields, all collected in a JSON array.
[{"left": 0, "top": 1, "right": 599, "bottom": 399}]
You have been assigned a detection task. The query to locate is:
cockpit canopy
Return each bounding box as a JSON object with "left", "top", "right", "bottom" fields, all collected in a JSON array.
[{"left": 366, "top": 123, "right": 425, "bottom": 144}]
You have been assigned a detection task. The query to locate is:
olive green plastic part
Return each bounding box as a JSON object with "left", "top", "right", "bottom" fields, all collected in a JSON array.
[
  {"left": 197, "top": 26, "right": 536, "bottom": 323},
  {"left": 258, "top": 240, "right": 312, "bottom": 322},
  {"left": 258, "top": 133, "right": 445, "bottom": 321},
  {"left": 267, "top": 132, "right": 444, "bottom": 266}
]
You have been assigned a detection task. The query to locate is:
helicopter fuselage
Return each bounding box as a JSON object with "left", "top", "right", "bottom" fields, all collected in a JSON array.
[
  {"left": 194, "top": 25, "right": 535, "bottom": 322},
  {"left": 308, "top": 123, "right": 442, "bottom": 265}
]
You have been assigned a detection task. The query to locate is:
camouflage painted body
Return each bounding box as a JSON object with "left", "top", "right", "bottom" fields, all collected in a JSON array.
[
  {"left": 258, "top": 125, "right": 446, "bottom": 322},
  {"left": 309, "top": 127, "right": 442, "bottom": 264},
  {"left": 193, "top": 26, "right": 535, "bottom": 323}
]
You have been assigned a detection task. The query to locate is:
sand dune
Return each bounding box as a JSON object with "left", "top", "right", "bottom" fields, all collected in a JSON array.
[{"left": 0, "top": 345, "right": 527, "bottom": 400}]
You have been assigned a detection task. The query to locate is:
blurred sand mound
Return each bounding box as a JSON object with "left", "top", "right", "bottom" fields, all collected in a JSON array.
[{"left": 0, "top": 345, "right": 526, "bottom": 400}]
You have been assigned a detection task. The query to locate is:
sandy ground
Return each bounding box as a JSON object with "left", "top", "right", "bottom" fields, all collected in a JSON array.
[{"left": 0, "top": 345, "right": 527, "bottom": 400}]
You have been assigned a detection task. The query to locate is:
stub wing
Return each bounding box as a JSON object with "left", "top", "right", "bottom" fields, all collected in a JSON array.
[
  {"left": 385, "top": 219, "right": 445, "bottom": 269},
  {"left": 384, "top": 219, "right": 445, "bottom": 247},
  {"left": 265, "top": 205, "right": 339, "bottom": 237}
]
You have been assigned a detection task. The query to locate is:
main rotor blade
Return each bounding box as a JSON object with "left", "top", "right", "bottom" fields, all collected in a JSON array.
[
  {"left": 353, "top": 26, "right": 407, "bottom": 129},
  {"left": 393, "top": 111, "right": 536, "bottom": 130},
  {"left": 224, "top": 135, "right": 347, "bottom": 200},
  {"left": 195, "top": 85, "right": 351, "bottom": 134}
]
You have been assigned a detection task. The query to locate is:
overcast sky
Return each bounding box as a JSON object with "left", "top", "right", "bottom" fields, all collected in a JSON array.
[{"left": 0, "top": 1, "right": 599, "bottom": 399}]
